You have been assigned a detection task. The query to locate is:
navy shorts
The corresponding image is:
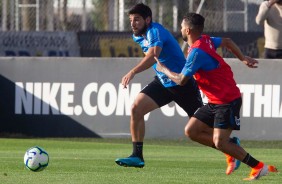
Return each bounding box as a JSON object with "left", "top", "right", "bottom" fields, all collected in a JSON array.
[
  {"left": 193, "top": 97, "right": 242, "bottom": 130},
  {"left": 140, "top": 76, "right": 203, "bottom": 118}
]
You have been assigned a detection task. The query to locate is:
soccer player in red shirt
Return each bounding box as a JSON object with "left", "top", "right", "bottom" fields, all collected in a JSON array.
[{"left": 155, "top": 13, "right": 278, "bottom": 180}]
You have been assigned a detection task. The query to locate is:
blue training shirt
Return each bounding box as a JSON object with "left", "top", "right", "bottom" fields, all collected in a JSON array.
[
  {"left": 133, "top": 22, "right": 186, "bottom": 87},
  {"left": 181, "top": 37, "right": 222, "bottom": 77}
]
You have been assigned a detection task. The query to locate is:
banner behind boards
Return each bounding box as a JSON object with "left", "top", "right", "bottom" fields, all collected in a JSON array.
[
  {"left": 0, "top": 32, "right": 80, "bottom": 57},
  {"left": 0, "top": 57, "right": 281, "bottom": 140}
]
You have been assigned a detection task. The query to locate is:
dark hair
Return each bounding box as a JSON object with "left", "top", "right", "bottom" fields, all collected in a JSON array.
[
  {"left": 128, "top": 3, "right": 152, "bottom": 20},
  {"left": 183, "top": 13, "right": 205, "bottom": 33}
]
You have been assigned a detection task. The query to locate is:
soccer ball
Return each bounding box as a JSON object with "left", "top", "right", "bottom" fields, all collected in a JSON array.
[{"left": 24, "top": 146, "right": 49, "bottom": 172}]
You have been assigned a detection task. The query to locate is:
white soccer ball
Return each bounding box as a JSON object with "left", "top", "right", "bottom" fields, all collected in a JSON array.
[{"left": 24, "top": 146, "right": 49, "bottom": 172}]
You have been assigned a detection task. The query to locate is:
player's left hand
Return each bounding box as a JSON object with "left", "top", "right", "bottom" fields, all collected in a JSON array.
[
  {"left": 156, "top": 63, "right": 164, "bottom": 72},
  {"left": 242, "top": 56, "right": 258, "bottom": 68},
  {"left": 154, "top": 57, "right": 165, "bottom": 72}
]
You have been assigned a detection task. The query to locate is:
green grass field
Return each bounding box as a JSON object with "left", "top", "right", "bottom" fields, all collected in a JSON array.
[{"left": 0, "top": 138, "right": 281, "bottom": 184}]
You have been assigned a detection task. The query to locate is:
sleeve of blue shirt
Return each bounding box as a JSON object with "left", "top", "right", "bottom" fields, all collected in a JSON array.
[
  {"left": 211, "top": 37, "right": 222, "bottom": 49},
  {"left": 147, "top": 27, "right": 164, "bottom": 48},
  {"left": 181, "top": 37, "right": 222, "bottom": 77}
]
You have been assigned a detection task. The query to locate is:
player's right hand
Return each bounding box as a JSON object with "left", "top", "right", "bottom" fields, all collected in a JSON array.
[{"left": 121, "top": 70, "right": 135, "bottom": 89}]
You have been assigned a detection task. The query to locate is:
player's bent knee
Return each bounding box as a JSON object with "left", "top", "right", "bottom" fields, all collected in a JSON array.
[
  {"left": 184, "top": 124, "right": 190, "bottom": 136},
  {"left": 131, "top": 104, "right": 141, "bottom": 117},
  {"left": 184, "top": 125, "right": 196, "bottom": 139},
  {"left": 131, "top": 103, "right": 147, "bottom": 120},
  {"left": 184, "top": 127, "right": 189, "bottom": 137}
]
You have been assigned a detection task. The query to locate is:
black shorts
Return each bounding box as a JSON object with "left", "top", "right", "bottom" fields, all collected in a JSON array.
[
  {"left": 193, "top": 97, "right": 242, "bottom": 130},
  {"left": 140, "top": 76, "right": 203, "bottom": 117}
]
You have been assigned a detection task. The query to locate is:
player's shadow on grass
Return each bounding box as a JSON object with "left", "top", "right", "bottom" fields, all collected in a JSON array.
[{"left": 0, "top": 75, "right": 101, "bottom": 138}]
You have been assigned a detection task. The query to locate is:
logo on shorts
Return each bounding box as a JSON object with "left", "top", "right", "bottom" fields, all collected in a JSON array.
[{"left": 235, "top": 116, "right": 240, "bottom": 126}]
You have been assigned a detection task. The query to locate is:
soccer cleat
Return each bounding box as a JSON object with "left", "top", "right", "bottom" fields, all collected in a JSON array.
[
  {"left": 115, "top": 156, "right": 145, "bottom": 168},
  {"left": 225, "top": 154, "right": 236, "bottom": 175},
  {"left": 268, "top": 165, "right": 278, "bottom": 172},
  {"left": 243, "top": 162, "right": 278, "bottom": 181},
  {"left": 243, "top": 162, "right": 269, "bottom": 181},
  {"left": 231, "top": 137, "right": 241, "bottom": 170},
  {"left": 225, "top": 137, "right": 241, "bottom": 175}
]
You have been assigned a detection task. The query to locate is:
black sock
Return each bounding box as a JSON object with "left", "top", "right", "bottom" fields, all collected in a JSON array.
[
  {"left": 242, "top": 153, "right": 260, "bottom": 168},
  {"left": 131, "top": 142, "right": 144, "bottom": 161}
]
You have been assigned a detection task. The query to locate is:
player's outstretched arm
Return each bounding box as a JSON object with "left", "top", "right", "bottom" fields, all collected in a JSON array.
[{"left": 220, "top": 38, "right": 258, "bottom": 68}]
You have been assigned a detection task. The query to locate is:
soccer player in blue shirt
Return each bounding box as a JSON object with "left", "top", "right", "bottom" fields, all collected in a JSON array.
[{"left": 115, "top": 3, "right": 240, "bottom": 173}]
